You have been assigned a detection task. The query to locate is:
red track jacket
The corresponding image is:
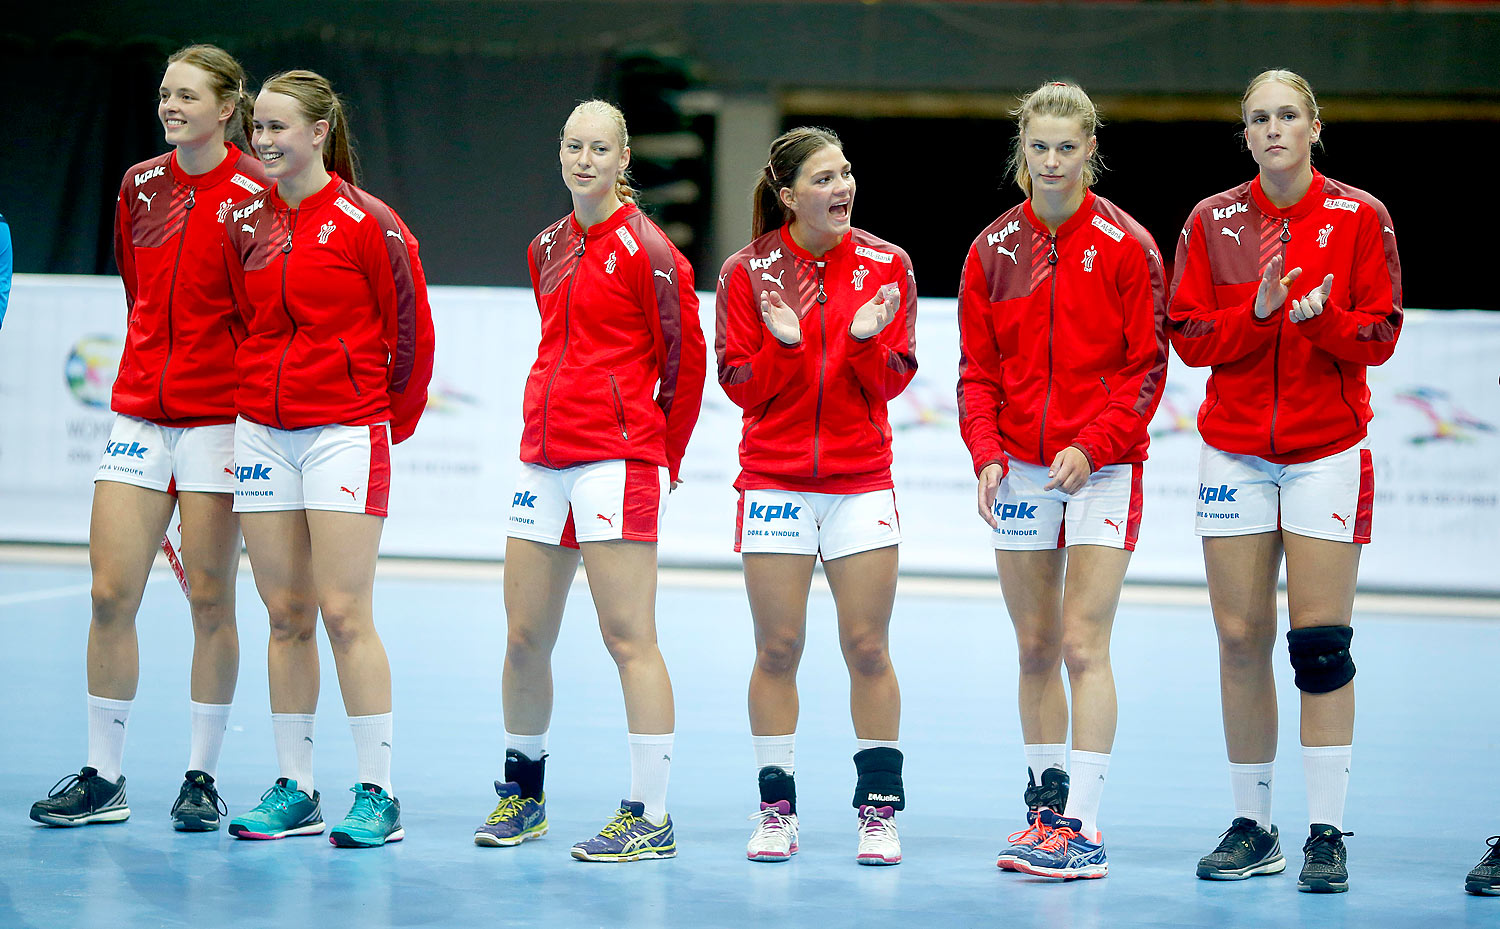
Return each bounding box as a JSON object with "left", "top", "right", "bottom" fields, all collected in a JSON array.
[
  {"left": 521, "top": 203, "right": 706, "bottom": 482},
  {"left": 958, "top": 191, "right": 1169, "bottom": 477},
  {"left": 1168, "top": 171, "right": 1402, "bottom": 463},
  {"left": 716, "top": 226, "right": 918, "bottom": 493},
  {"left": 223, "top": 173, "right": 434, "bottom": 443},
  {"left": 113, "top": 144, "right": 267, "bottom": 425}
]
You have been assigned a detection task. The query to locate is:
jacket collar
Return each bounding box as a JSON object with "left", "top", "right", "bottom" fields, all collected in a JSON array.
[
  {"left": 1023, "top": 189, "right": 1097, "bottom": 238},
  {"left": 1251, "top": 169, "right": 1326, "bottom": 219},
  {"left": 169, "top": 142, "right": 241, "bottom": 188},
  {"left": 270, "top": 172, "right": 345, "bottom": 212},
  {"left": 779, "top": 225, "right": 852, "bottom": 263},
  {"left": 569, "top": 201, "right": 639, "bottom": 237}
]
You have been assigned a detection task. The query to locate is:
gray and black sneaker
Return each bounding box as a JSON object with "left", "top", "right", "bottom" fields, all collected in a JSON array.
[
  {"left": 1197, "top": 817, "right": 1286, "bottom": 880},
  {"left": 171, "top": 770, "right": 228, "bottom": 831},
  {"left": 1298, "top": 823, "right": 1352, "bottom": 893},
  {"left": 997, "top": 767, "right": 1070, "bottom": 870},
  {"left": 1466, "top": 835, "right": 1500, "bottom": 896},
  {"left": 30, "top": 766, "right": 131, "bottom": 826}
]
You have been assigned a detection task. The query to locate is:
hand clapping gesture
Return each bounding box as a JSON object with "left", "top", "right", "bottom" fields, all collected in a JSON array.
[
  {"left": 1288, "top": 273, "right": 1334, "bottom": 323},
  {"left": 849, "top": 283, "right": 900, "bottom": 341},
  {"left": 760, "top": 290, "right": 802, "bottom": 346}
]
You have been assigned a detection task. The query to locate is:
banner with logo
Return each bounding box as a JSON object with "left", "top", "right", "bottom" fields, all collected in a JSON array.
[{"left": 2, "top": 274, "right": 1497, "bottom": 592}]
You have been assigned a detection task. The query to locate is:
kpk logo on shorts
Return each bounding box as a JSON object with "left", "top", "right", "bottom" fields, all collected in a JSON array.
[
  {"left": 747, "top": 501, "right": 801, "bottom": 521},
  {"left": 1197, "top": 483, "right": 1241, "bottom": 521},
  {"left": 992, "top": 499, "right": 1038, "bottom": 537}
]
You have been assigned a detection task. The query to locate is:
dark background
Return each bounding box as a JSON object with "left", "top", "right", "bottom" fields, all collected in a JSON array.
[{"left": 3, "top": 1, "right": 1498, "bottom": 308}]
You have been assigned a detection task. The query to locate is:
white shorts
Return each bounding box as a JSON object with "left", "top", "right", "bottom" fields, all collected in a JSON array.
[
  {"left": 1196, "top": 440, "right": 1373, "bottom": 543},
  {"left": 736, "top": 488, "right": 900, "bottom": 560},
  {"left": 232, "top": 417, "right": 392, "bottom": 516},
  {"left": 94, "top": 415, "right": 235, "bottom": 494},
  {"left": 991, "top": 459, "right": 1143, "bottom": 551},
  {"left": 507, "top": 459, "right": 668, "bottom": 548}
]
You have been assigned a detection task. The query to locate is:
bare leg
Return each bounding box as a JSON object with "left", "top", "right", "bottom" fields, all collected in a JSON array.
[
  {"left": 580, "top": 540, "right": 673, "bottom": 733},
  {"left": 1058, "top": 545, "right": 1132, "bottom": 753},
  {"left": 825, "top": 546, "right": 901, "bottom": 741},
  {"left": 501, "top": 537, "right": 579, "bottom": 735},
  {"left": 305, "top": 510, "right": 388, "bottom": 716},
  {"left": 240, "top": 511, "right": 319, "bottom": 714},
  {"left": 1203, "top": 533, "right": 1284, "bottom": 763},
  {"left": 995, "top": 549, "right": 1067, "bottom": 744},
  {"left": 743, "top": 553, "right": 815, "bottom": 736},
  {"left": 86, "top": 481, "right": 175, "bottom": 699},
  {"left": 176, "top": 491, "right": 241, "bottom": 705},
  {"left": 1283, "top": 532, "right": 1360, "bottom": 746}
]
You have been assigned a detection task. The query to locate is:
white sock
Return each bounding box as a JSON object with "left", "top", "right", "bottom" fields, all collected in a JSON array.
[
  {"left": 187, "top": 701, "right": 232, "bottom": 779},
  {"left": 1229, "top": 760, "right": 1275, "bottom": 828},
  {"left": 271, "top": 713, "right": 316, "bottom": 795},
  {"left": 505, "top": 729, "right": 548, "bottom": 762},
  {"left": 1303, "top": 744, "right": 1352, "bottom": 830},
  {"left": 1024, "top": 742, "right": 1068, "bottom": 782},
  {"left": 628, "top": 732, "right": 674, "bottom": 825},
  {"left": 349, "top": 713, "right": 394, "bottom": 793},
  {"left": 856, "top": 738, "right": 899, "bottom": 752},
  {"left": 86, "top": 694, "right": 133, "bottom": 783},
  {"left": 1063, "top": 750, "right": 1111, "bottom": 839},
  {"left": 752, "top": 733, "right": 795, "bottom": 774}
]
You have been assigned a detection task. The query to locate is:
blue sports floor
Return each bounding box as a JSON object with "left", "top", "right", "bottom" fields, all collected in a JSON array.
[{"left": 1, "top": 550, "right": 1497, "bottom": 928}]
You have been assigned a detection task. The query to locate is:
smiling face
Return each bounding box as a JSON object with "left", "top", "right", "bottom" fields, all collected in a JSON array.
[
  {"left": 1022, "top": 115, "right": 1095, "bottom": 202},
  {"left": 252, "top": 91, "right": 327, "bottom": 183},
  {"left": 1243, "top": 79, "right": 1321, "bottom": 177},
  {"left": 159, "top": 61, "right": 231, "bottom": 148},
  {"left": 560, "top": 109, "right": 629, "bottom": 203},
  {"left": 779, "top": 144, "right": 854, "bottom": 250}
]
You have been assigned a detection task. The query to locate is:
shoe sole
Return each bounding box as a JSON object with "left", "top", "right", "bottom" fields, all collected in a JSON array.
[
  {"left": 1465, "top": 881, "right": 1499, "bottom": 896},
  {"left": 474, "top": 824, "right": 547, "bottom": 847},
  {"left": 570, "top": 847, "right": 676, "bottom": 862},
  {"left": 1013, "top": 860, "right": 1108, "bottom": 880},
  {"left": 229, "top": 821, "right": 326, "bottom": 840},
  {"left": 1298, "top": 878, "right": 1348, "bottom": 893},
  {"left": 330, "top": 827, "right": 405, "bottom": 848},
  {"left": 30, "top": 807, "right": 131, "bottom": 826},
  {"left": 747, "top": 843, "right": 797, "bottom": 862},
  {"left": 172, "top": 816, "right": 221, "bottom": 832},
  {"left": 1197, "top": 855, "right": 1287, "bottom": 880},
  {"left": 856, "top": 854, "right": 901, "bottom": 866}
]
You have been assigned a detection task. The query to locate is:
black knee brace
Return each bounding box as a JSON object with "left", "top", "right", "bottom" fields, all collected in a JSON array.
[
  {"left": 758, "top": 765, "right": 796, "bottom": 813},
  {"left": 1286, "top": 625, "right": 1355, "bottom": 694},
  {"left": 852, "top": 747, "right": 905, "bottom": 811},
  {"left": 504, "top": 748, "right": 546, "bottom": 800}
]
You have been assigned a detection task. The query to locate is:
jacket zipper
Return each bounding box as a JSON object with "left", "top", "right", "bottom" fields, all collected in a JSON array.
[
  {"left": 1268, "top": 217, "right": 1291, "bottom": 455},
  {"left": 1037, "top": 234, "right": 1059, "bottom": 464},
  {"left": 540, "top": 229, "right": 584, "bottom": 467},
  {"left": 158, "top": 186, "right": 194, "bottom": 421},
  {"left": 812, "top": 261, "right": 829, "bottom": 477},
  {"left": 273, "top": 208, "right": 299, "bottom": 430},
  {"left": 608, "top": 373, "right": 628, "bottom": 439},
  {"left": 339, "top": 338, "right": 363, "bottom": 396}
]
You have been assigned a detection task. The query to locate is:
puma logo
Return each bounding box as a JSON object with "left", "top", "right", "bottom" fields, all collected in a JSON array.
[
  {"left": 1331, "top": 512, "right": 1349, "bottom": 528},
  {"left": 241, "top": 221, "right": 258, "bottom": 236},
  {"left": 653, "top": 267, "right": 674, "bottom": 284},
  {"left": 303, "top": 736, "right": 314, "bottom": 744},
  {"left": 224, "top": 467, "right": 234, "bottom": 475},
  {"left": 761, "top": 270, "right": 785, "bottom": 288},
  {"left": 596, "top": 513, "right": 616, "bottom": 527},
  {"left": 662, "top": 754, "right": 671, "bottom": 762},
  {"left": 1103, "top": 518, "right": 1122, "bottom": 534},
  {"left": 1221, "top": 225, "right": 1244, "bottom": 244},
  {"left": 137, "top": 191, "right": 158, "bottom": 211},
  {"left": 340, "top": 485, "right": 360, "bottom": 501},
  {"left": 1257, "top": 780, "right": 1271, "bottom": 789},
  {"left": 380, "top": 741, "right": 391, "bottom": 748},
  {"left": 385, "top": 229, "right": 404, "bottom": 242},
  {"left": 877, "top": 519, "right": 893, "bottom": 529},
  {"left": 996, "top": 244, "right": 1018, "bottom": 264},
  {"left": 113, "top": 718, "right": 126, "bottom": 727}
]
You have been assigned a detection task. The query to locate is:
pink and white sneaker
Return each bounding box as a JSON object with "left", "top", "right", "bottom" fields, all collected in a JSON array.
[
  {"left": 856, "top": 805, "right": 901, "bottom": 865},
  {"left": 747, "top": 800, "right": 799, "bottom": 861}
]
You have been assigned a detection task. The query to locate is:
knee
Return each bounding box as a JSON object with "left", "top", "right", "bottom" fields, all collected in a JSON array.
[
  {"left": 755, "top": 633, "right": 805, "bottom": 677},
  {"left": 505, "top": 625, "right": 553, "bottom": 667},
  {"left": 318, "top": 597, "right": 370, "bottom": 650},
  {"left": 1014, "top": 630, "right": 1062, "bottom": 676},
  {"left": 599, "top": 624, "right": 655, "bottom": 669},
  {"left": 89, "top": 578, "right": 138, "bottom": 627},
  {"left": 266, "top": 594, "right": 317, "bottom": 645},
  {"left": 187, "top": 573, "right": 235, "bottom": 632},
  {"left": 1059, "top": 633, "right": 1109, "bottom": 677},
  {"left": 1216, "top": 619, "right": 1276, "bottom": 668},
  {"left": 841, "top": 632, "right": 891, "bottom": 679}
]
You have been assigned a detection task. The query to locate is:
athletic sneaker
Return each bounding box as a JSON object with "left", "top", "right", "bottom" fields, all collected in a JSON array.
[
  {"left": 29, "top": 766, "right": 130, "bottom": 826},
  {"left": 330, "top": 783, "right": 404, "bottom": 848},
  {"left": 228, "top": 778, "right": 325, "bottom": 840},
  {"left": 746, "top": 800, "right": 799, "bottom": 862},
  {"left": 474, "top": 780, "right": 547, "bottom": 847},
  {"left": 1197, "top": 817, "right": 1286, "bottom": 880},
  {"left": 1466, "top": 836, "right": 1500, "bottom": 896},
  {"left": 855, "top": 805, "right": 901, "bottom": 866},
  {"left": 1297, "top": 823, "right": 1352, "bottom": 893},
  {"left": 1013, "top": 808, "right": 1108, "bottom": 880},
  {"left": 997, "top": 768, "right": 1071, "bottom": 870},
  {"left": 570, "top": 801, "right": 676, "bottom": 862},
  {"left": 171, "top": 770, "right": 227, "bottom": 832}
]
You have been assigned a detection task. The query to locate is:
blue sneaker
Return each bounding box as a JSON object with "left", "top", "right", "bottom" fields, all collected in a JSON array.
[
  {"left": 330, "top": 783, "right": 404, "bottom": 848},
  {"left": 474, "top": 781, "right": 547, "bottom": 847},
  {"left": 1013, "top": 808, "right": 1108, "bottom": 879},
  {"left": 228, "top": 778, "right": 325, "bottom": 840},
  {"left": 570, "top": 801, "right": 676, "bottom": 862}
]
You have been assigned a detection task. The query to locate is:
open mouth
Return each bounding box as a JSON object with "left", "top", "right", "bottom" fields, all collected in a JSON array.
[
  {"left": 829, "top": 202, "right": 850, "bottom": 221},
  {"left": 260, "top": 151, "right": 285, "bottom": 167},
  {"left": 164, "top": 118, "right": 186, "bottom": 129}
]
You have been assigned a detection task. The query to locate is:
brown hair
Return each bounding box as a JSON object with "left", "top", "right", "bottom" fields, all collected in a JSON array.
[
  {"left": 1007, "top": 81, "right": 1103, "bottom": 197},
  {"left": 562, "top": 100, "right": 636, "bottom": 205},
  {"left": 752, "top": 127, "right": 843, "bottom": 238},
  {"left": 166, "top": 44, "right": 253, "bottom": 152},
  {"left": 1241, "top": 69, "right": 1323, "bottom": 152},
  {"left": 259, "top": 70, "right": 360, "bottom": 186}
]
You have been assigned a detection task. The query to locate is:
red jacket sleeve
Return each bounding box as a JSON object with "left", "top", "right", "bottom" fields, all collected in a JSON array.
[
  {"left": 365, "top": 212, "right": 435, "bottom": 444},
  {"left": 1290, "top": 208, "right": 1402, "bottom": 366},
  {"left": 846, "top": 258, "right": 918, "bottom": 402},
  {"left": 715, "top": 261, "right": 806, "bottom": 411},
  {"left": 642, "top": 244, "right": 705, "bottom": 483},
  {"left": 115, "top": 186, "right": 137, "bottom": 315},
  {"left": 956, "top": 244, "right": 1009, "bottom": 477},
  {"left": 1167, "top": 212, "right": 1278, "bottom": 368},
  {"left": 1072, "top": 240, "right": 1170, "bottom": 471}
]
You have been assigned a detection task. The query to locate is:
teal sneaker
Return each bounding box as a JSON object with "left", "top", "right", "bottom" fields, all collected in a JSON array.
[
  {"left": 329, "top": 783, "right": 404, "bottom": 848},
  {"left": 570, "top": 801, "right": 676, "bottom": 862},
  {"left": 228, "top": 778, "right": 325, "bottom": 840},
  {"left": 474, "top": 781, "right": 547, "bottom": 847}
]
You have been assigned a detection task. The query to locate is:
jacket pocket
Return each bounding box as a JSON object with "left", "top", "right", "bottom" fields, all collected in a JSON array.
[
  {"left": 608, "top": 373, "right": 628, "bottom": 439},
  {"left": 338, "top": 338, "right": 363, "bottom": 397}
]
